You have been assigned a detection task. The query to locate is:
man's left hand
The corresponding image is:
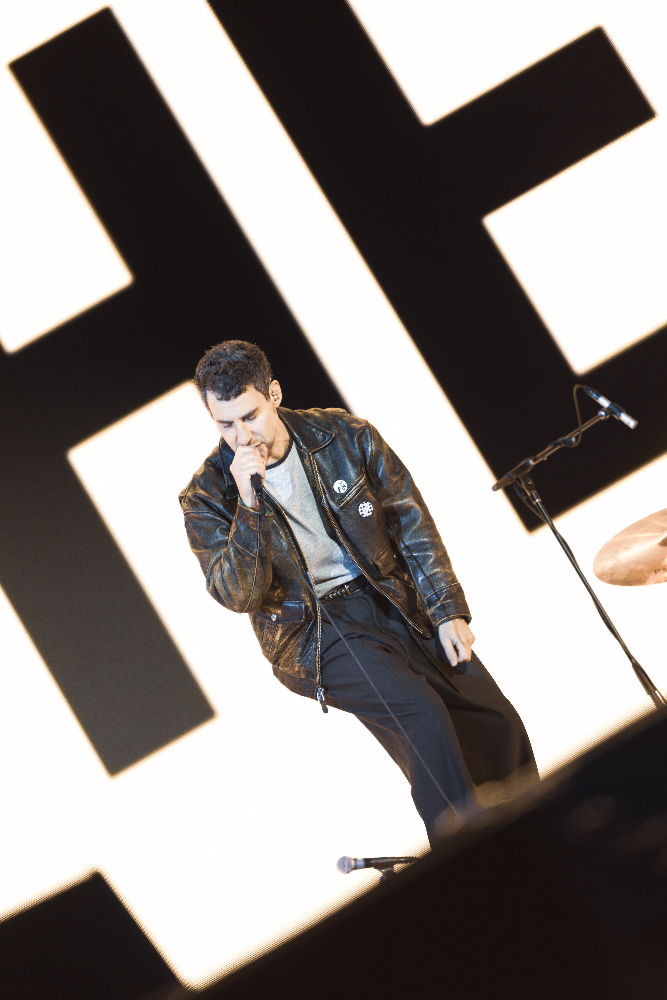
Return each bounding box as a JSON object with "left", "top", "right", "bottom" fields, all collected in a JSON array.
[{"left": 438, "top": 619, "right": 476, "bottom": 666}]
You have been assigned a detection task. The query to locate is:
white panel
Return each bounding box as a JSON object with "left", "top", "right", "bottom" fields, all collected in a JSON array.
[
  {"left": 2, "top": 0, "right": 667, "bottom": 988},
  {"left": 350, "top": 0, "right": 596, "bottom": 123},
  {"left": 354, "top": 0, "right": 667, "bottom": 375},
  {"left": 485, "top": 123, "right": 667, "bottom": 372},
  {"left": 67, "top": 3, "right": 667, "bottom": 978},
  {"left": 0, "top": 1, "right": 132, "bottom": 353}
]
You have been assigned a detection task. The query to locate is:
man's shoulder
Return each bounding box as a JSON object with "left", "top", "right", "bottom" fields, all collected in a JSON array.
[
  {"left": 289, "top": 406, "right": 369, "bottom": 434},
  {"left": 178, "top": 443, "right": 228, "bottom": 511},
  {"left": 283, "top": 407, "right": 378, "bottom": 460}
]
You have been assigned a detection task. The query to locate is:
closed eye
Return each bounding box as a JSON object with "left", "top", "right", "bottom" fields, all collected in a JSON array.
[{"left": 217, "top": 409, "right": 258, "bottom": 429}]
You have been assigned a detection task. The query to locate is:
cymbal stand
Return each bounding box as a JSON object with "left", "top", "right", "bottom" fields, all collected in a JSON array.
[{"left": 492, "top": 412, "right": 665, "bottom": 709}]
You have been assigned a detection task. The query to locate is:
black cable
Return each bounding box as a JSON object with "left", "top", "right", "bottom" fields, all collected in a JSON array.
[
  {"left": 567, "top": 384, "right": 585, "bottom": 448},
  {"left": 517, "top": 480, "right": 638, "bottom": 646},
  {"left": 513, "top": 478, "right": 548, "bottom": 524},
  {"left": 257, "top": 485, "right": 465, "bottom": 821}
]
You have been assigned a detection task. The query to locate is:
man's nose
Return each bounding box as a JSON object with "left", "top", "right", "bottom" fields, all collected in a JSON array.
[{"left": 236, "top": 423, "right": 252, "bottom": 445}]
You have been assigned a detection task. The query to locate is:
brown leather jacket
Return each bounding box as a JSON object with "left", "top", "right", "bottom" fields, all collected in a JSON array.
[{"left": 179, "top": 407, "right": 470, "bottom": 701}]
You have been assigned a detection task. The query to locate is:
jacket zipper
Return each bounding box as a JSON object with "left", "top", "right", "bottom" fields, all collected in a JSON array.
[
  {"left": 309, "top": 458, "right": 430, "bottom": 638},
  {"left": 263, "top": 490, "right": 328, "bottom": 712}
]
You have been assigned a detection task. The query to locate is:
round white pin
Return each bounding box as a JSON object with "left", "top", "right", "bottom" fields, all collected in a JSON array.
[
  {"left": 333, "top": 480, "right": 348, "bottom": 494},
  {"left": 358, "top": 501, "right": 373, "bottom": 517}
]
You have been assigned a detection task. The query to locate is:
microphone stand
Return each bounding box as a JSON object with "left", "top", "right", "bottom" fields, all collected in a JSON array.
[{"left": 492, "top": 411, "right": 665, "bottom": 709}]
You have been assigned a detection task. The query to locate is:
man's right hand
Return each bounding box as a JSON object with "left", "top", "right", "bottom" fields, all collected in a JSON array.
[{"left": 230, "top": 444, "right": 267, "bottom": 509}]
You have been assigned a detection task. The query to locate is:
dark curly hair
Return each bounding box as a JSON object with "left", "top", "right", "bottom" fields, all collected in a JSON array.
[{"left": 194, "top": 340, "right": 273, "bottom": 407}]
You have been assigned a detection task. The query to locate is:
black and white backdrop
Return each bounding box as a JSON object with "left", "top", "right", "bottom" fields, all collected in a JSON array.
[{"left": 2, "top": 0, "right": 667, "bottom": 987}]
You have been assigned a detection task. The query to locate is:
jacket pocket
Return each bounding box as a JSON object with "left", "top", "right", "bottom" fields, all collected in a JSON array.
[
  {"left": 255, "top": 601, "right": 306, "bottom": 657},
  {"left": 337, "top": 472, "right": 367, "bottom": 509},
  {"left": 373, "top": 541, "right": 397, "bottom": 577}
]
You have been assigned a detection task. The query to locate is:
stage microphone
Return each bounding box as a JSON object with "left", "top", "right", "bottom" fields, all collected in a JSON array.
[
  {"left": 581, "top": 386, "right": 638, "bottom": 429},
  {"left": 250, "top": 473, "right": 263, "bottom": 494},
  {"left": 337, "top": 855, "right": 418, "bottom": 874}
]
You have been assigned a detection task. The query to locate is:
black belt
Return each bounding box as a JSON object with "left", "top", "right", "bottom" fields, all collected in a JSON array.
[{"left": 320, "top": 575, "right": 367, "bottom": 602}]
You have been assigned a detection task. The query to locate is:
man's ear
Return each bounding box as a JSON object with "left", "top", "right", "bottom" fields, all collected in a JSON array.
[{"left": 269, "top": 380, "right": 282, "bottom": 406}]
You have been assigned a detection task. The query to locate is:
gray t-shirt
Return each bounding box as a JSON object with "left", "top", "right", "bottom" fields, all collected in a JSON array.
[{"left": 264, "top": 437, "right": 359, "bottom": 596}]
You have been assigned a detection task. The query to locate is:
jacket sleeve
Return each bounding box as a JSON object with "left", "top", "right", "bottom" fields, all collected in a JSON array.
[
  {"left": 181, "top": 490, "right": 274, "bottom": 614},
  {"left": 365, "top": 423, "right": 471, "bottom": 626}
]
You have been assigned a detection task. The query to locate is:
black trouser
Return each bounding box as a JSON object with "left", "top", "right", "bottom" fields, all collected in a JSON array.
[{"left": 320, "top": 584, "right": 537, "bottom": 843}]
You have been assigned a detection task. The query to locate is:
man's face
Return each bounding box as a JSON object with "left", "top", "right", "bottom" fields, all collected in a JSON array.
[{"left": 206, "top": 381, "right": 284, "bottom": 461}]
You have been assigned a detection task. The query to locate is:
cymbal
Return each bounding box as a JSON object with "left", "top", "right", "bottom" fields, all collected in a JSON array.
[{"left": 593, "top": 508, "right": 667, "bottom": 586}]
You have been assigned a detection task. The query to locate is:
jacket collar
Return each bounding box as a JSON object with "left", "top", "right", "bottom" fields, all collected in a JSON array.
[
  {"left": 217, "top": 406, "right": 334, "bottom": 499},
  {"left": 278, "top": 407, "right": 335, "bottom": 454}
]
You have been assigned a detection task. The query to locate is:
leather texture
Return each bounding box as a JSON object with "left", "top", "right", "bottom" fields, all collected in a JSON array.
[{"left": 179, "top": 407, "right": 471, "bottom": 699}]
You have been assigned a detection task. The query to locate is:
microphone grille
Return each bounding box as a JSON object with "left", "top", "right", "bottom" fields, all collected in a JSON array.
[{"left": 336, "top": 856, "right": 355, "bottom": 874}]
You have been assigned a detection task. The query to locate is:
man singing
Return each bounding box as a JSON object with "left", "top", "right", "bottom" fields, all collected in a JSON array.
[{"left": 180, "top": 340, "right": 536, "bottom": 843}]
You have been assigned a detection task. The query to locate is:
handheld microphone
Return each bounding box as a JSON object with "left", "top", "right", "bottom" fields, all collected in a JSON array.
[
  {"left": 250, "top": 473, "right": 263, "bottom": 494},
  {"left": 581, "top": 386, "right": 638, "bottom": 429},
  {"left": 337, "top": 855, "right": 418, "bottom": 874}
]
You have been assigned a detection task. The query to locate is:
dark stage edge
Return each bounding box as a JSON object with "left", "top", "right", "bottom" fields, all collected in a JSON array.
[
  {"left": 4, "top": 706, "right": 667, "bottom": 998},
  {"left": 195, "top": 706, "right": 667, "bottom": 1000}
]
